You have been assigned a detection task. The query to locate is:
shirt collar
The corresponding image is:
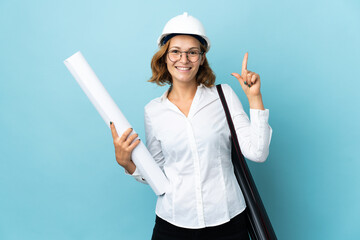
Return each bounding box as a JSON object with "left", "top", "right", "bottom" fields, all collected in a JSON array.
[{"left": 159, "top": 84, "right": 206, "bottom": 103}]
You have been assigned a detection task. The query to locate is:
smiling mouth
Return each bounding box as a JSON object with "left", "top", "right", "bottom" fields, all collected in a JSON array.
[{"left": 175, "top": 67, "right": 192, "bottom": 71}]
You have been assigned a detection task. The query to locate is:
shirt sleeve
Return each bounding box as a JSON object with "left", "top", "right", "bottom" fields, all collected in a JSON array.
[
  {"left": 125, "top": 107, "right": 166, "bottom": 184},
  {"left": 144, "top": 108, "right": 166, "bottom": 170},
  {"left": 222, "top": 84, "right": 273, "bottom": 162}
]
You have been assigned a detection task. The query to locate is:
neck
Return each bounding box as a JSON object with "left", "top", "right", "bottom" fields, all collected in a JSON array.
[{"left": 168, "top": 81, "right": 198, "bottom": 101}]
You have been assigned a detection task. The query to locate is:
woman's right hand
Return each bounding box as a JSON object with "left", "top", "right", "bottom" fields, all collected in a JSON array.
[{"left": 110, "top": 122, "right": 140, "bottom": 174}]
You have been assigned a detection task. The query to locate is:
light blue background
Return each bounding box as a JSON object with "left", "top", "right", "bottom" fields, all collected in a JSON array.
[{"left": 0, "top": 0, "right": 359, "bottom": 239}]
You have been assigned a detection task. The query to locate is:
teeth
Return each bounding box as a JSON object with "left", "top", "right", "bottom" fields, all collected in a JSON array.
[{"left": 176, "top": 67, "right": 191, "bottom": 70}]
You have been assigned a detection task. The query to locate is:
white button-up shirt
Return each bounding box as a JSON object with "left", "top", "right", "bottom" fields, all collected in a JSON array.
[{"left": 130, "top": 84, "right": 272, "bottom": 229}]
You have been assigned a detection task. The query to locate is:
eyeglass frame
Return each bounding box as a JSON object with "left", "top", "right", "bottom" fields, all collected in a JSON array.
[{"left": 167, "top": 49, "right": 204, "bottom": 63}]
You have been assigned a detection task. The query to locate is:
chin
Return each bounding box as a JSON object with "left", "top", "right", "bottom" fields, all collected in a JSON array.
[{"left": 173, "top": 77, "right": 196, "bottom": 84}]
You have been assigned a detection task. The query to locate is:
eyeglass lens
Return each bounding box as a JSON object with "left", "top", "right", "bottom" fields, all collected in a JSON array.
[{"left": 168, "top": 50, "right": 202, "bottom": 63}]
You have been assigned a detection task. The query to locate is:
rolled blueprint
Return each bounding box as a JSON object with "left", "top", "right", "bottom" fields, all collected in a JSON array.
[{"left": 64, "top": 51, "right": 169, "bottom": 195}]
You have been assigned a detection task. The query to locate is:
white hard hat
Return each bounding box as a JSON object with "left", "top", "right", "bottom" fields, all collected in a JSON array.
[{"left": 157, "top": 12, "right": 211, "bottom": 52}]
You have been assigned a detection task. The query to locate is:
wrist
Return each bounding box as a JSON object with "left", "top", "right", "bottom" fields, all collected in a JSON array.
[{"left": 123, "top": 161, "right": 136, "bottom": 175}]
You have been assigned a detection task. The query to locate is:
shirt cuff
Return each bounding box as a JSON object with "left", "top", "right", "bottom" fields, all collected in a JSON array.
[
  {"left": 125, "top": 167, "right": 140, "bottom": 176},
  {"left": 250, "top": 108, "right": 270, "bottom": 124},
  {"left": 125, "top": 167, "right": 147, "bottom": 183}
]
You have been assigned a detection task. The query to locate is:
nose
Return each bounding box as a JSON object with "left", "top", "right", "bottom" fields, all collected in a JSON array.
[{"left": 179, "top": 52, "right": 189, "bottom": 64}]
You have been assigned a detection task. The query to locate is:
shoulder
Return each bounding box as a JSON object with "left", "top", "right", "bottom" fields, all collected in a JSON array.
[
  {"left": 144, "top": 98, "right": 162, "bottom": 119},
  {"left": 199, "top": 83, "right": 232, "bottom": 94},
  {"left": 196, "top": 84, "right": 237, "bottom": 102},
  {"left": 145, "top": 96, "right": 161, "bottom": 110},
  {"left": 219, "top": 83, "right": 234, "bottom": 93},
  {"left": 144, "top": 89, "right": 168, "bottom": 116},
  {"left": 210, "top": 83, "right": 235, "bottom": 97},
  {"left": 216, "top": 84, "right": 243, "bottom": 109}
]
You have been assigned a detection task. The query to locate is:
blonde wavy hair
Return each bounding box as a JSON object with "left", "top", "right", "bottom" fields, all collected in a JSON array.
[{"left": 149, "top": 39, "right": 216, "bottom": 87}]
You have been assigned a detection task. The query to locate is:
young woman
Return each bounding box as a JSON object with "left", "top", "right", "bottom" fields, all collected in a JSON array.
[{"left": 109, "top": 12, "right": 272, "bottom": 240}]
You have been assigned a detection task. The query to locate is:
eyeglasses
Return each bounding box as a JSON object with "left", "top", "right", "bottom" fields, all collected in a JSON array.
[{"left": 167, "top": 49, "right": 204, "bottom": 63}]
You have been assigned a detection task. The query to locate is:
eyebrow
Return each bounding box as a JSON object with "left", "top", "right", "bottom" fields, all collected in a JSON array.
[{"left": 169, "top": 46, "right": 200, "bottom": 51}]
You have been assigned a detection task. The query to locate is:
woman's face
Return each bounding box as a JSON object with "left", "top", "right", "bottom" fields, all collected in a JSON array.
[{"left": 165, "top": 35, "right": 205, "bottom": 85}]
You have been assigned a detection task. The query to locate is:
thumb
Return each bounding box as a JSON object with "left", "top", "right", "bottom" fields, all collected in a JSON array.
[
  {"left": 231, "top": 72, "right": 241, "bottom": 79},
  {"left": 231, "top": 73, "right": 245, "bottom": 86}
]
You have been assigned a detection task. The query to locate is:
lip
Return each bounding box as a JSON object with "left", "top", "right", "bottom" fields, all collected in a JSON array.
[{"left": 175, "top": 66, "right": 192, "bottom": 71}]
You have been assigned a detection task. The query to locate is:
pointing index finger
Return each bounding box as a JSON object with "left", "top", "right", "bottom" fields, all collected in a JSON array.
[{"left": 242, "top": 52, "right": 248, "bottom": 73}]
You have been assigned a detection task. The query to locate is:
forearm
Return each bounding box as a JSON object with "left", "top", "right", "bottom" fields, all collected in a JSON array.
[
  {"left": 235, "top": 109, "right": 272, "bottom": 162},
  {"left": 248, "top": 94, "right": 265, "bottom": 110}
]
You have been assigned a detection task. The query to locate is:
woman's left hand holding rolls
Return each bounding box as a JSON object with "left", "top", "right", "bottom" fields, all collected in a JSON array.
[{"left": 231, "top": 52, "right": 265, "bottom": 110}]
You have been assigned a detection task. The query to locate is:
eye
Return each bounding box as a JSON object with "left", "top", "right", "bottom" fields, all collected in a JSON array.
[
  {"left": 169, "top": 50, "right": 179, "bottom": 54},
  {"left": 189, "top": 50, "right": 199, "bottom": 55}
]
